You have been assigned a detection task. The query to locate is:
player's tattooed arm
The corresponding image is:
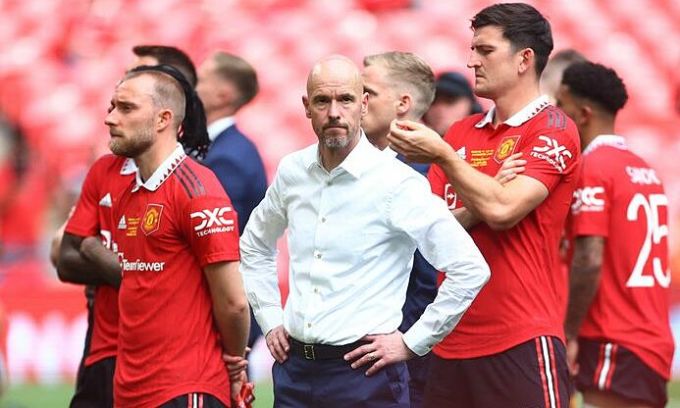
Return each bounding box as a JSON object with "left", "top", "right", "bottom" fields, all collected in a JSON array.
[
  {"left": 57, "top": 233, "right": 121, "bottom": 287},
  {"left": 564, "top": 235, "right": 605, "bottom": 340}
]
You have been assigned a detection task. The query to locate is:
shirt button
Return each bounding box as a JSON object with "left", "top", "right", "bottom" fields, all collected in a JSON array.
[
  {"left": 326, "top": 180, "right": 332, "bottom": 186},
  {"left": 315, "top": 251, "right": 322, "bottom": 259},
  {"left": 307, "top": 323, "right": 312, "bottom": 328},
  {"left": 321, "top": 217, "right": 326, "bottom": 223},
  {"left": 314, "top": 288, "right": 319, "bottom": 294}
]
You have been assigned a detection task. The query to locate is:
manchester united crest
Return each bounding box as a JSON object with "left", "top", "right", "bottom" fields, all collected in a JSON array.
[
  {"left": 141, "top": 204, "right": 164, "bottom": 236},
  {"left": 494, "top": 135, "right": 520, "bottom": 163}
]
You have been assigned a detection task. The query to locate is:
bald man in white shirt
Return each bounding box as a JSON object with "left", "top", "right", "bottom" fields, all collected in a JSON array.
[{"left": 240, "top": 55, "right": 489, "bottom": 408}]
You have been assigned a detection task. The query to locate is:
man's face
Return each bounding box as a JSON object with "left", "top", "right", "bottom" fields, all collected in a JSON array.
[
  {"left": 361, "top": 63, "right": 398, "bottom": 144},
  {"left": 195, "top": 57, "right": 223, "bottom": 116},
  {"left": 555, "top": 84, "right": 586, "bottom": 142},
  {"left": 423, "top": 96, "right": 473, "bottom": 136},
  {"left": 105, "top": 75, "right": 157, "bottom": 158},
  {"left": 303, "top": 63, "right": 367, "bottom": 151},
  {"left": 467, "top": 25, "right": 523, "bottom": 99}
]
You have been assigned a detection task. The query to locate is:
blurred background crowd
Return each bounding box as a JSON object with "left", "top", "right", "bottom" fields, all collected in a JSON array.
[{"left": 0, "top": 0, "right": 679, "bottom": 404}]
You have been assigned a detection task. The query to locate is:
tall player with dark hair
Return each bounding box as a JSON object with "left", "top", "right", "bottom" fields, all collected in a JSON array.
[
  {"left": 558, "top": 62, "right": 673, "bottom": 408},
  {"left": 389, "top": 3, "right": 580, "bottom": 407},
  {"left": 55, "top": 46, "right": 200, "bottom": 408}
]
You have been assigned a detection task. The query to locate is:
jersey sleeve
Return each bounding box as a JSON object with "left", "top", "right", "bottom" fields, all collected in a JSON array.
[
  {"left": 569, "top": 155, "right": 611, "bottom": 237},
  {"left": 64, "top": 160, "right": 104, "bottom": 237},
  {"left": 521, "top": 115, "right": 581, "bottom": 192},
  {"left": 427, "top": 123, "right": 465, "bottom": 210},
  {"left": 180, "top": 193, "right": 240, "bottom": 267}
]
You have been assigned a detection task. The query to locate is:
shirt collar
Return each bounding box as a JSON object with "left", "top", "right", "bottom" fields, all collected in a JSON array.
[
  {"left": 303, "top": 132, "right": 375, "bottom": 178},
  {"left": 382, "top": 145, "right": 399, "bottom": 158},
  {"left": 475, "top": 95, "right": 551, "bottom": 128},
  {"left": 583, "top": 134, "right": 627, "bottom": 156},
  {"left": 132, "top": 143, "right": 186, "bottom": 192},
  {"left": 120, "top": 158, "right": 138, "bottom": 175},
  {"left": 207, "top": 116, "right": 236, "bottom": 142}
]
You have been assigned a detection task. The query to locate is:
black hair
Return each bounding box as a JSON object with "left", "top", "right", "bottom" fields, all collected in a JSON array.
[
  {"left": 132, "top": 45, "right": 197, "bottom": 88},
  {"left": 471, "top": 3, "right": 554, "bottom": 76},
  {"left": 129, "top": 64, "right": 210, "bottom": 159},
  {"left": 561, "top": 61, "right": 628, "bottom": 115}
]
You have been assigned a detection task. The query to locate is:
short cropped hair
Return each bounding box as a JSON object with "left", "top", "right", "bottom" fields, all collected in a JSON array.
[
  {"left": 363, "top": 51, "right": 435, "bottom": 119},
  {"left": 561, "top": 61, "right": 629, "bottom": 115},
  {"left": 132, "top": 45, "right": 197, "bottom": 88},
  {"left": 212, "top": 52, "right": 259, "bottom": 110},
  {"left": 471, "top": 3, "right": 554, "bottom": 76},
  {"left": 124, "top": 70, "right": 186, "bottom": 127}
]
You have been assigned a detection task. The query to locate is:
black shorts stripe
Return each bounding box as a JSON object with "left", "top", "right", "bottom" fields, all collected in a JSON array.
[{"left": 179, "top": 162, "right": 206, "bottom": 196}]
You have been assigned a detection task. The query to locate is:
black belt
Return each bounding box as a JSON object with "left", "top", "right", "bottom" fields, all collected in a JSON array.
[{"left": 289, "top": 338, "right": 367, "bottom": 361}]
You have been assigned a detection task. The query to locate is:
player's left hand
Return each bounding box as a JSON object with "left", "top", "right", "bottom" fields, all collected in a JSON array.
[
  {"left": 387, "top": 120, "right": 453, "bottom": 164},
  {"left": 343, "top": 331, "right": 416, "bottom": 376}
]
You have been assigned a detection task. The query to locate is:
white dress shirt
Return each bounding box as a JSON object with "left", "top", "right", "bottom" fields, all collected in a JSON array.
[
  {"left": 207, "top": 116, "right": 236, "bottom": 142},
  {"left": 240, "top": 135, "right": 489, "bottom": 356}
]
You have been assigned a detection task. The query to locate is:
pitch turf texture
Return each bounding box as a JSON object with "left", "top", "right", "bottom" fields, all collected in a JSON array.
[{"left": 1, "top": 381, "right": 679, "bottom": 407}]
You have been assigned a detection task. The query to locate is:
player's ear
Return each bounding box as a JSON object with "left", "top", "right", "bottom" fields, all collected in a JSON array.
[
  {"left": 157, "top": 109, "right": 173, "bottom": 131},
  {"left": 396, "top": 93, "right": 411, "bottom": 117},
  {"left": 361, "top": 92, "right": 368, "bottom": 117},
  {"left": 517, "top": 48, "right": 534, "bottom": 75},
  {"left": 580, "top": 105, "right": 593, "bottom": 126},
  {"left": 302, "top": 95, "right": 311, "bottom": 119}
]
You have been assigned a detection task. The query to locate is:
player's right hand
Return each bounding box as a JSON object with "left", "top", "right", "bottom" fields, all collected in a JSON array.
[
  {"left": 566, "top": 338, "right": 579, "bottom": 376},
  {"left": 265, "top": 325, "right": 290, "bottom": 363}
]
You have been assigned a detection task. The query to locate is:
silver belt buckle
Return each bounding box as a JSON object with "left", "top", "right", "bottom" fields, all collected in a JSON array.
[{"left": 303, "top": 344, "right": 315, "bottom": 360}]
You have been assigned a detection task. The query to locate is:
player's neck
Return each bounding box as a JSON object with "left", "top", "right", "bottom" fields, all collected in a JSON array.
[
  {"left": 492, "top": 82, "right": 540, "bottom": 126},
  {"left": 134, "top": 137, "right": 180, "bottom": 182},
  {"left": 206, "top": 106, "right": 237, "bottom": 126},
  {"left": 582, "top": 119, "right": 616, "bottom": 150}
]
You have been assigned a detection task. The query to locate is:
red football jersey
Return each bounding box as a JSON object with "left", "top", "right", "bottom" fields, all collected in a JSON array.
[
  {"left": 429, "top": 97, "right": 581, "bottom": 359},
  {"left": 568, "top": 135, "right": 673, "bottom": 379},
  {"left": 111, "top": 147, "right": 239, "bottom": 407},
  {"left": 64, "top": 155, "right": 136, "bottom": 366}
]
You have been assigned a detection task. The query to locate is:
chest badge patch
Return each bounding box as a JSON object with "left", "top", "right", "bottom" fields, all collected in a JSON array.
[
  {"left": 494, "top": 135, "right": 520, "bottom": 163},
  {"left": 141, "top": 204, "right": 164, "bottom": 236}
]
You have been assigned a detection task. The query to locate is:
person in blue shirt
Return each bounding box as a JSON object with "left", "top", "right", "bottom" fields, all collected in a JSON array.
[{"left": 196, "top": 51, "right": 267, "bottom": 347}]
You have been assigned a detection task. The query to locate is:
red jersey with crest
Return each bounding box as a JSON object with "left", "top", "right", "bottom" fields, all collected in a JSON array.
[
  {"left": 111, "top": 146, "right": 239, "bottom": 407},
  {"left": 65, "top": 155, "right": 137, "bottom": 366},
  {"left": 428, "top": 97, "right": 580, "bottom": 359},
  {"left": 568, "top": 135, "right": 673, "bottom": 379}
]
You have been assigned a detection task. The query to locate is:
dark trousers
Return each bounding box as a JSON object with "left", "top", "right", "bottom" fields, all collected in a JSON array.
[
  {"left": 273, "top": 353, "right": 410, "bottom": 408},
  {"left": 406, "top": 352, "right": 431, "bottom": 408}
]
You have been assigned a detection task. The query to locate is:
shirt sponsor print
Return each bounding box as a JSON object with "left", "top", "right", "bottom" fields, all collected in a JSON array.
[
  {"left": 190, "top": 206, "right": 236, "bottom": 237},
  {"left": 571, "top": 186, "right": 605, "bottom": 213},
  {"left": 530, "top": 135, "right": 573, "bottom": 172}
]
